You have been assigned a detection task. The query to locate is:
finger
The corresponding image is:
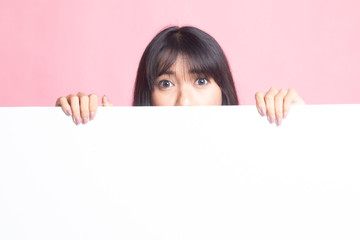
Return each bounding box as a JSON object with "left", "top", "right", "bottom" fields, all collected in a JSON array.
[
  {"left": 102, "top": 95, "right": 113, "bottom": 107},
  {"left": 255, "top": 92, "right": 266, "bottom": 116},
  {"left": 69, "top": 95, "right": 81, "bottom": 125},
  {"left": 264, "top": 87, "right": 279, "bottom": 124},
  {"left": 274, "top": 89, "right": 288, "bottom": 126},
  {"left": 56, "top": 96, "right": 72, "bottom": 116},
  {"left": 89, "top": 94, "right": 98, "bottom": 120},
  {"left": 283, "top": 88, "right": 305, "bottom": 119},
  {"left": 77, "top": 92, "right": 89, "bottom": 124}
]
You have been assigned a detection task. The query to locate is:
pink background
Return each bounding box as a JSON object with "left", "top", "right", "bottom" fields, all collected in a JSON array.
[{"left": 0, "top": 0, "right": 359, "bottom": 106}]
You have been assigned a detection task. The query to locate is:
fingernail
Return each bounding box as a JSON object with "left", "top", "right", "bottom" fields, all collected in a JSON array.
[
  {"left": 260, "top": 108, "right": 266, "bottom": 116},
  {"left": 283, "top": 112, "right": 288, "bottom": 119},
  {"left": 75, "top": 117, "right": 81, "bottom": 125},
  {"left": 90, "top": 112, "right": 95, "bottom": 120},
  {"left": 83, "top": 117, "right": 88, "bottom": 124},
  {"left": 268, "top": 116, "right": 275, "bottom": 124},
  {"left": 66, "top": 109, "right": 72, "bottom": 116},
  {"left": 276, "top": 117, "right": 282, "bottom": 126}
]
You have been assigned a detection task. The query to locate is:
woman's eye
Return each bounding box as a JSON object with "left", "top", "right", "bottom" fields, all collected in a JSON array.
[
  {"left": 158, "top": 80, "right": 174, "bottom": 88},
  {"left": 195, "top": 78, "right": 209, "bottom": 86}
]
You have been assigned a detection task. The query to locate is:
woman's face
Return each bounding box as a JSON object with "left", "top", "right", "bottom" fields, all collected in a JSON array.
[{"left": 151, "top": 56, "right": 222, "bottom": 106}]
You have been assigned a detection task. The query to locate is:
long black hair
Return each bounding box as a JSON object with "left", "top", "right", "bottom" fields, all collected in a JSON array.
[{"left": 133, "top": 26, "right": 239, "bottom": 106}]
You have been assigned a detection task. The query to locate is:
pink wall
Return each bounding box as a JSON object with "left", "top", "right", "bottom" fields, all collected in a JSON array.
[{"left": 0, "top": 0, "right": 359, "bottom": 106}]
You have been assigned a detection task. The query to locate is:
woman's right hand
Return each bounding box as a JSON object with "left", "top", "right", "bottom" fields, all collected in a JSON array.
[{"left": 55, "top": 92, "right": 113, "bottom": 125}]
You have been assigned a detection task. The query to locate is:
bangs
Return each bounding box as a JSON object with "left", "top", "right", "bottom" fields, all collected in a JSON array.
[{"left": 149, "top": 35, "right": 222, "bottom": 87}]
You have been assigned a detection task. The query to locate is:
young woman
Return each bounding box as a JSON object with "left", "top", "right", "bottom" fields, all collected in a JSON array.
[{"left": 56, "top": 26, "right": 305, "bottom": 126}]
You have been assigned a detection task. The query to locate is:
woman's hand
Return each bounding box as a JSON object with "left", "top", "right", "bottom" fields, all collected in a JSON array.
[
  {"left": 255, "top": 87, "right": 305, "bottom": 126},
  {"left": 55, "top": 92, "right": 113, "bottom": 125}
]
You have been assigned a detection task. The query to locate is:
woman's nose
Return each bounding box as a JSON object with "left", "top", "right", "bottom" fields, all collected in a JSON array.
[{"left": 175, "top": 87, "right": 195, "bottom": 106}]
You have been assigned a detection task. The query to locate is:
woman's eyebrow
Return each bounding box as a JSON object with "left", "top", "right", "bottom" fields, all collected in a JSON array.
[
  {"left": 160, "top": 70, "right": 175, "bottom": 75},
  {"left": 158, "top": 69, "right": 206, "bottom": 76},
  {"left": 188, "top": 68, "right": 206, "bottom": 75}
]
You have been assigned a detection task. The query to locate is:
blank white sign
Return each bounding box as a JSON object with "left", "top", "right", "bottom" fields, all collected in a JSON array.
[{"left": 0, "top": 105, "right": 359, "bottom": 240}]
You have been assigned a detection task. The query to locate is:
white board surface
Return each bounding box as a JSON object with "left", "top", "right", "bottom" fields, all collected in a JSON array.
[{"left": 0, "top": 105, "right": 359, "bottom": 240}]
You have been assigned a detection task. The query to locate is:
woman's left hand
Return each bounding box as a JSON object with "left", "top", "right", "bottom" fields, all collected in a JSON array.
[{"left": 255, "top": 87, "right": 305, "bottom": 126}]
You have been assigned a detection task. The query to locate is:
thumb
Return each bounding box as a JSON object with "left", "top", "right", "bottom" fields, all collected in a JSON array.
[{"left": 102, "top": 95, "right": 113, "bottom": 107}]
